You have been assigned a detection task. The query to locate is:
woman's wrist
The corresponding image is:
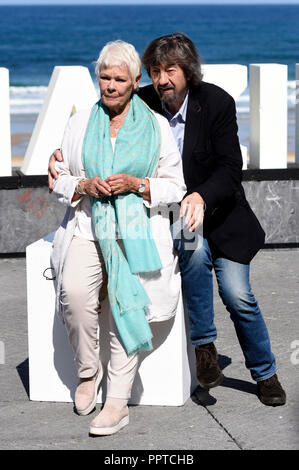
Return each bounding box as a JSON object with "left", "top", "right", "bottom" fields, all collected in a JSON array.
[
  {"left": 75, "top": 178, "right": 88, "bottom": 196},
  {"left": 131, "top": 177, "right": 148, "bottom": 196},
  {"left": 81, "top": 178, "right": 87, "bottom": 194},
  {"left": 142, "top": 178, "right": 151, "bottom": 202},
  {"left": 132, "top": 177, "right": 142, "bottom": 193},
  {"left": 133, "top": 177, "right": 151, "bottom": 202}
]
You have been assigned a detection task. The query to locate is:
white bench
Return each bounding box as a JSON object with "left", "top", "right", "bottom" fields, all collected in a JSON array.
[{"left": 26, "top": 233, "right": 197, "bottom": 406}]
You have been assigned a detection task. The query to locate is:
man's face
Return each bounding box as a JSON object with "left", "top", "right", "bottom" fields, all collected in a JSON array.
[{"left": 149, "top": 63, "right": 189, "bottom": 110}]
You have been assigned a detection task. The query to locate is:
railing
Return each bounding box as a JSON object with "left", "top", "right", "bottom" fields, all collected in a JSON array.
[{"left": 0, "top": 63, "right": 298, "bottom": 177}]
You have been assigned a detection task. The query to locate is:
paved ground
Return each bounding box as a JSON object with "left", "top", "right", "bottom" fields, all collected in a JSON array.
[{"left": 0, "top": 249, "right": 298, "bottom": 451}]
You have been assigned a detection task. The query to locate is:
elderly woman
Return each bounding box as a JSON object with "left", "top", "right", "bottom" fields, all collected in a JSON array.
[{"left": 51, "top": 40, "right": 186, "bottom": 436}]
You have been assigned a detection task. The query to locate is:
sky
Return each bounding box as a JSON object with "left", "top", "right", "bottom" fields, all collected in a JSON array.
[{"left": 1, "top": 0, "right": 299, "bottom": 5}]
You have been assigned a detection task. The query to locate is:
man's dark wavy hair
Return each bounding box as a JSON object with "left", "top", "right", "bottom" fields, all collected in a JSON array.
[{"left": 142, "top": 32, "right": 203, "bottom": 87}]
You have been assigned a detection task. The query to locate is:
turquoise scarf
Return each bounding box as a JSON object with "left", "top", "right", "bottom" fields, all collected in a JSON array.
[{"left": 82, "top": 93, "right": 162, "bottom": 355}]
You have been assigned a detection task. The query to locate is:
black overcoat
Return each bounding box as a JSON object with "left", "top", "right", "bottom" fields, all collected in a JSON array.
[{"left": 138, "top": 82, "right": 265, "bottom": 264}]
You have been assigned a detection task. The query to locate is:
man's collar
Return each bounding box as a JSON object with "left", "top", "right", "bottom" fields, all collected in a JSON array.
[{"left": 162, "top": 91, "right": 189, "bottom": 122}]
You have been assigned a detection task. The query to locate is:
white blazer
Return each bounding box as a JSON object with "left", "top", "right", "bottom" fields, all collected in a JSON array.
[{"left": 51, "top": 107, "right": 186, "bottom": 322}]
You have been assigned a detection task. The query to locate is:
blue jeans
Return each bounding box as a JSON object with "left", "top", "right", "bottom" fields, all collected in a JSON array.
[{"left": 173, "top": 231, "right": 276, "bottom": 382}]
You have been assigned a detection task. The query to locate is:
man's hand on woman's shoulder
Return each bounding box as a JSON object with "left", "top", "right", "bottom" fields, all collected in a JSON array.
[{"left": 48, "top": 149, "right": 64, "bottom": 193}]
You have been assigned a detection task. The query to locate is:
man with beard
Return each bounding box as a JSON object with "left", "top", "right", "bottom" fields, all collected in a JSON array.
[{"left": 48, "top": 33, "right": 286, "bottom": 406}]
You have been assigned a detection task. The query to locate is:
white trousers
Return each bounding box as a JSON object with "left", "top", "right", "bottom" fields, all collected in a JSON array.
[{"left": 61, "top": 236, "right": 139, "bottom": 399}]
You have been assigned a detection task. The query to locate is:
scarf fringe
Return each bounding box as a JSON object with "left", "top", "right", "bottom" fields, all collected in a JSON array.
[{"left": 127, "top": 338, "right": 153, "bottom": 356}]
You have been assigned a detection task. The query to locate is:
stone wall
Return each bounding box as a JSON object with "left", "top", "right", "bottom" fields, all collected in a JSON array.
[
  {"left": 0, "top": 174, "right": 65, "bottom": 253},
  {"left": 1, "top": 169, "right": 299, "bottom": 254},
  {"left": 243, "top": 168, "right": 299, "bottom": 246}
]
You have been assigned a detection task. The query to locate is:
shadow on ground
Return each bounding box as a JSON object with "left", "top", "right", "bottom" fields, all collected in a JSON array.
[
  {"left": 191, "top": 354, "right": 257, "bottom": 407},
  {"left": 16, "top": 358, "right": 29, "bottom": 398}
]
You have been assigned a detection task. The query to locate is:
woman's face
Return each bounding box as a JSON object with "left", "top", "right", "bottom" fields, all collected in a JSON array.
[{"left": 99, "top": 64, "right": 140, "bottom": 114}]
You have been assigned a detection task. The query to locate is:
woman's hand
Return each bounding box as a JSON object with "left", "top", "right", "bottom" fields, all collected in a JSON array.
[
  {"left": 82, "top": 177, "right": 112, "bottom": 198},
  {"left": 105, "top": 174, "right": 140, "bottom": 195}
]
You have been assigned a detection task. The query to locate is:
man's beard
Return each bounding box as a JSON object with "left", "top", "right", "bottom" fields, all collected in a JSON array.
[{"left": 157, "top": 85, "right": 177, "bottom": 105}]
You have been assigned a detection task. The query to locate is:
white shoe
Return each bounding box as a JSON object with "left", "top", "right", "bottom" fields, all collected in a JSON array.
[
  {"left": 75, "top": 363, "right": 103, "bottom": 416},
  {"left": 89, "top": 405, "right": 129, "bottom": 436}
]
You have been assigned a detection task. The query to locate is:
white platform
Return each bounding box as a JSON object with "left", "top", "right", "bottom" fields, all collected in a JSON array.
[{"left": 26, "top": 234, "right": 197, "bottom": 406}]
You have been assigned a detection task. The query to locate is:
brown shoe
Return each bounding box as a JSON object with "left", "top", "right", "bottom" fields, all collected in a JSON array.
[
  {"left": 257, "top": 374, "right": 286, "bottom": 406},
  {"left": 195, "top": 342, "right": 223, "bottom": 389}
]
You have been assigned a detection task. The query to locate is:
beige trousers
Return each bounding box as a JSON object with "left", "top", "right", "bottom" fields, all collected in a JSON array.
[{"left": 61, "top": 236, "right": 139, "bottom": 399}]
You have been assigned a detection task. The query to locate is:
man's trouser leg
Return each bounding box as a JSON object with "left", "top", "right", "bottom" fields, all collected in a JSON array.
[
  {"left": 173, "top": 232, "right": 217, "bottom": 345},
  {"left": 173, "top": 230, "right": 276, "bottom": 382},
  {"left": 213, "top": 256, "right": 277, "bottom": 381}
]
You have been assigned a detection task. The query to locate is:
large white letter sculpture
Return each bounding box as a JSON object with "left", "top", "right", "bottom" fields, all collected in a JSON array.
[
  {"left": 296, "top": 64, "right": 299, "bottom": 165},
  {"left": 250, "top": 64, "right": 288, "bottom": 169},
  {"left": 0, "top": 68, "right": 12, "bottom": 176},
  {"left": 202, "top": 64, "right": 248, "bottom": 169},
  {"left": 21, "top": 66, "right": 98, "bottom": 175}
]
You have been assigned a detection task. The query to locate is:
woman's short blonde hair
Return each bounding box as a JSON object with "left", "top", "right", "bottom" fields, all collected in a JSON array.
[{"left": 95, "top": 40, "right": 141, "bottom": 83}]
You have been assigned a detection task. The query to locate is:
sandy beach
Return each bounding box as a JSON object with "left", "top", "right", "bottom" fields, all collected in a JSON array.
[
  {"left": 10, "top": 114, "right": 37, "bottom": 165},
  {"left": 11, "top": 133, "right": 31, "bottom": 167},
  {"left": 9, "top": 112, "right": 296, "bottom": 169},
  {"left": 10, "top": 133, "right": 296, "bottom": 169}
]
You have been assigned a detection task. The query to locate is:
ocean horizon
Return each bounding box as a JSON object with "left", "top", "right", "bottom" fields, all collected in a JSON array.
[{"left": 1, "top": 3, "right": 298, "bottom": 156}]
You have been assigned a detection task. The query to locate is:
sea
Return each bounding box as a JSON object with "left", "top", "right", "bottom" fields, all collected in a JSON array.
[{"left": 0, "top": 3, "right": 298, "bottom": 156}]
